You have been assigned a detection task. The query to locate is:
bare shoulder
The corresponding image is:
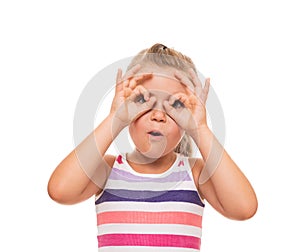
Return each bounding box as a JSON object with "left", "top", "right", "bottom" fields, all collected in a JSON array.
[
  {"left": 97, "top": 154, "right": 116, "bottom": 182},
  {"left": 92, "top": 154, "right": 116, "bottom": 196},
  {"left": 188, "top": 157, "right": 204, "bottom": 177},
  {"left": 104, "top": 154, "right": 116, "bottom": 167},
  {"left": 188, "top": 157, "right": 205, "bottom": 197}
]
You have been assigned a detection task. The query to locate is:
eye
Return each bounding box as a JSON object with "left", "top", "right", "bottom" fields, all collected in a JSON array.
[
  {"left": 172, "top": 99, "right": 185, "bottom": 109},
  {"left": 135, "top": 94, "right": 146, "bottom": 104}
]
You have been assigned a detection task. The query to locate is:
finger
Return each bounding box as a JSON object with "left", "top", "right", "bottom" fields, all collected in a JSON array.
[
  {"left": 169, "top": 93, "right": 187, "bottom": 104},
  {"left": 128, "top": 85, "right": 150, "bottom": 102},
  {"left": 128, "top": 78, "right": 137, "bottom": 90},
  {"left": 115, "top": 69, "right": 123, "bottom": 93},
  {"left": 163, "top": 100, "right": 187, "bottom": 124},
  {"left": 174, "top": 70, "right": 194, "bottom": 91},
  {"left": 188, "top": 68, "right": 203, "bottom": 97},
  {"left": 122, "top": 78, "right": 130, "bottom": 88},
  {"left": 141, "top": 96, "right": 156, "bottom": 111},
  {"left": 124, "top": 74, "right": 153, "bottom": 98},
  {"left": 120, "top": 79, "right": 131, "bottom": 97},
  {"left": 123, "top": 87, "right": 132, "bottom": 98},
  {"left": 138, "top": 85, "right": 150, "bottom": 101},
  {"left": 123, "top": 64, "right": 142, "bottom": 80},
  {"left": 135, "top": 73, "right": 153, "bottom": 85},
  {"left": 128, "top": 96, "right": 157, "bottom": 122},
  {"left": 169, "top": 92, "right": 191, "bottom": 109},
  {"left": 116, "top": 68, "right": 123, "bottom": 84},
  {"left": 201, "top": 78, "right": 210, "bottom": 104},
  {"left": 163, "top": 100, "right": 177, "bottom": 117},
  {"left": 129, "top": 73, "right": 153, "bottom": 89}
]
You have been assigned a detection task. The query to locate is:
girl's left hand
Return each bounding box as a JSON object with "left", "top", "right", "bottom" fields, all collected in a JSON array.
[{"left": 163, "top": 69, "right": 210, "bottom": 140}]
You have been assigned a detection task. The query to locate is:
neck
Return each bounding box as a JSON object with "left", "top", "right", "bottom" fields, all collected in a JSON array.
[{"left": 126, "top": 149, "right": 177, "bottom": 174}]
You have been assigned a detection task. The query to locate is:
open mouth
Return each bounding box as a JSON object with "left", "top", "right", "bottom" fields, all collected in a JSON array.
[{"left": 148, "top": 131, "right": 163, "bottom": 137}]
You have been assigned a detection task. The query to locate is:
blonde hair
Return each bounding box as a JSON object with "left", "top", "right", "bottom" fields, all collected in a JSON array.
[{"left": 128, "top": 43, "right": 196, "bottom": 157}]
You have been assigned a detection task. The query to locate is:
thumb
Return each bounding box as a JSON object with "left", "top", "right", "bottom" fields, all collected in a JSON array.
[
  {"left": 141, "top": 96, "right": 156, "bottom": 112},
  {"left": 131, "top": 96, "right": 157, "bottom": 122},
  {"left": 163, "top": 100, "right": 177, "bottom": 120}
]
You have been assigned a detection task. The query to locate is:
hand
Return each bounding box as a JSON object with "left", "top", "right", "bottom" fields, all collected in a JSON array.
[
  {"left": 110, "top": 65, "right": 156, "bottom": 132},
  {"left": 163, "top": 69, "right": 210, "bottom": 140}
]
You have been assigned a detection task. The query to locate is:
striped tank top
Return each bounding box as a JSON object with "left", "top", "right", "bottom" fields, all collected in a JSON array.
[{"left": 95, "top": 153, "right": 205, "bottom": 251}]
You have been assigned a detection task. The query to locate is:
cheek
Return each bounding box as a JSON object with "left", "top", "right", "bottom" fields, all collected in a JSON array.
[
  {"left": 168, "top": 119, "right": 185, "bottom": 139},
  {"left": 128, "top": 119, "right": 146, "bottom": 144},
  {"left": 128, "top": 124, "right": 143, "bottom": 151},
  {"left": 129, "top": 116, "right": 144, "bottom": 133},
  {"left": 128, "top": 123, "right": 138, "bottom": 140}
]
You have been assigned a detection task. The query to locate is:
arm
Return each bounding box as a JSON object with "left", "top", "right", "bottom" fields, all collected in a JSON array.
[
  {"left": 47, "top": 114, "right": 117, "bottom": 205},
  {"left": 48, "top": 67, "right": 155, "bottom": 204},
  {"left": 194, "top": 125, "right": 257, "bottom": 220},
  {"left": 164, "top": 70, "right": 258, "bottom": 220}
]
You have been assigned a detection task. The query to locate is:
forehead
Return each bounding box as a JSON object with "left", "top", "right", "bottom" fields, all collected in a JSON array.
[{"left": 140, "top": 75, "right": 187, "bottom": 95}]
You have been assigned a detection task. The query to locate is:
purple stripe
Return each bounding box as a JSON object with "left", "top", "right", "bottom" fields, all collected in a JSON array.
[
  {"left": 109, "top": 168, "right": 191, "bottom": 182},
  {"left": 95, "top": 189, "right": 205, "bottom": 207}
]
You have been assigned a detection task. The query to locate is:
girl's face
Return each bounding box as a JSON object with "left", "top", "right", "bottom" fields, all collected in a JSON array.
[{"left": 129, "top": 75, "right": 187, "bottom": 158}]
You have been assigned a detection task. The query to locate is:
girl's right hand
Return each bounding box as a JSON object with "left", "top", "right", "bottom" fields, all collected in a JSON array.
[{"left": 110, "top": 65, "right": 156, "bottom": 132}]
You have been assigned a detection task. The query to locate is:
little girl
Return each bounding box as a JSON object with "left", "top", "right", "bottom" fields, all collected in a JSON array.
[{"left": 48, "top": 43, "right": 258, "bottom": 251}]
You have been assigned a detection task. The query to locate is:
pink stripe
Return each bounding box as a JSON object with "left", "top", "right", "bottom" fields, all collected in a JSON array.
[
  {"left": 97, "top": 211, "right": 202, "bottom": 227},
  {"left": 98, "top": 233, "right": 201, "bottom": 249}
]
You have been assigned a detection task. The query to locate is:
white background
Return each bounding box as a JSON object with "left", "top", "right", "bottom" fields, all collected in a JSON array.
[{"left": 1, "top": 0, "right": 299, "bottom": 251}]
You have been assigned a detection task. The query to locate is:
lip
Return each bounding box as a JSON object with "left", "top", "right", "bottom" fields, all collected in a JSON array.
[
  {"left": 148, "top": 130, "right": 163, "bottom": 136},
  {"left": 147, "top": 130, "right": 165, "bottom": 141}
]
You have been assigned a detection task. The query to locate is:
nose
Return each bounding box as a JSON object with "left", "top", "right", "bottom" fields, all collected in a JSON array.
[
  {"left": 150, "top": 109, "right": 166, "bottom": 122},
  {"left": 150, "top": 99, "right": 166, "bottom": 122},
  {"left": 148, "top": 91, "right": 169, "bottom": 122}
]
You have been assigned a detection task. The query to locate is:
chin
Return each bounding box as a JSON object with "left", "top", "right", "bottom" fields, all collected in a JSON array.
[
  {"left": 141, "top": 150, "right": 164, "bottom": 159},
  {"left": 139, "top": 141, "right": 169, "bottom": 160},
  {"left": 140, "top": 148, "right": 165, "bottom": 159}
]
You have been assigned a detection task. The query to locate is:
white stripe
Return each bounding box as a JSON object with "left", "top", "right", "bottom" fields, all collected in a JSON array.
[
  {"left": 95, "top": 201, "right": 204, "bottom": 215},
  {"left": 116, "top": 163, "right": 193, "bottom": 175},
  {"left": 97, "top": 223, "right": 202, "bottom": 237},
  {"left": 99, "top": 246, "right": 201, "bottom": 252},
  {"left": 104, "top": 180, "right": 198, "bottom": 191}
]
